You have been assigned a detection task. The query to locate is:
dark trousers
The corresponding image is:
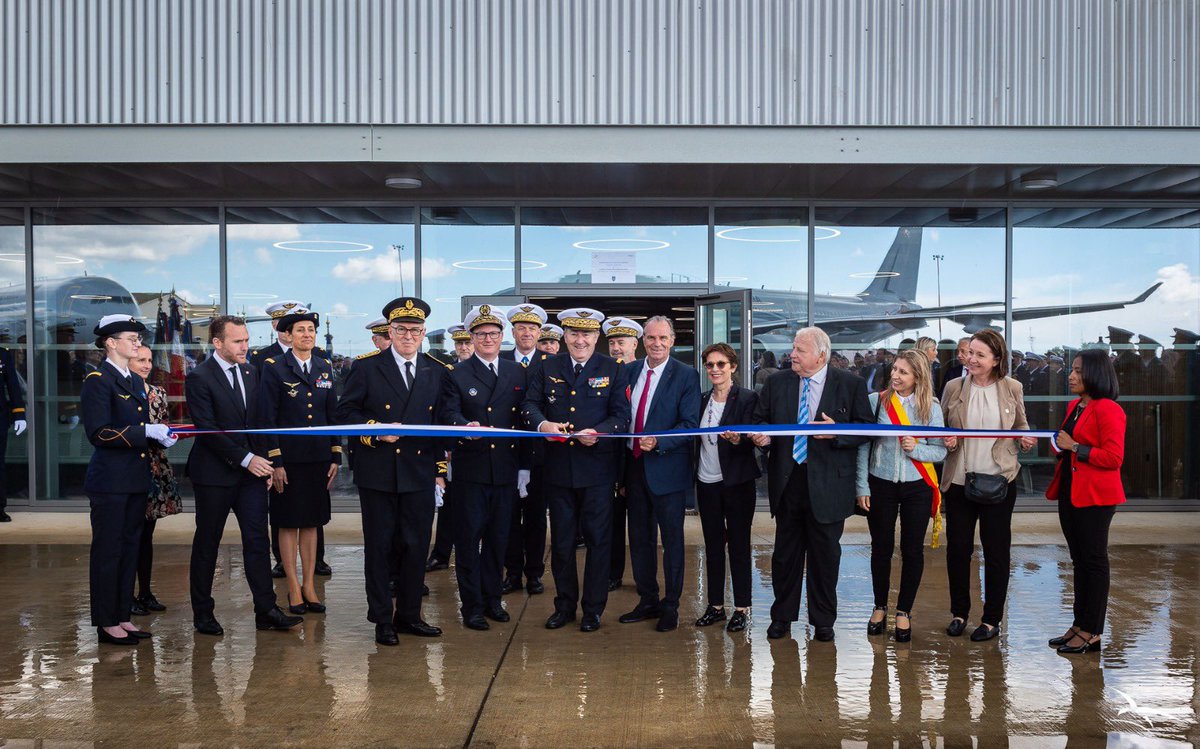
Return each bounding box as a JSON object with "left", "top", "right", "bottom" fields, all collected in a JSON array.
[
  {"left": 190, "top": 479, "right": 277, "bottom": 620},
  {"left": 547, "top": 482, "right": 613, "bottom": 617},
  {"left": 770, "top": 466, "right": 845, "bottom": 626},
  {"left": 1058, "top": 498, "right": 1117, "bottom": 634},
  {"left": 273, "top": 523, "right": 325, "bottom": 565},
  {"left": 505, "top": 466, "right": 547, "bottom": 582},
  {"left": 359, "top": 486, "right": 434, "bottom": 624},
  {"left": 610, "top": 484, "right": 627, "bottom": 583},
  {"left": 0, "top": 427, "right": 8, "bottom": 510},
  {"left": 88, "top": 491, "right": 146, "bottom": 627},
  {"left": 944, "top": 481, "right": 1017, "bottom": 626},
  {"left": 454, "top": 480, "right": 515, "bottom": 619},
  {"left": 696, "top": 479, "right": 756, "bottom": 608},
  {"left": 137, "top": 516, "right": 157, "bottom": 598},
  {"left": 624, "top": 456, "right": 685, "bottom": 611},
  {"left": 430, "top": 482, "right": 456, "bottom": 564},
  {"left": 866, "top": 476, "right": 932, "bottom": 613}
]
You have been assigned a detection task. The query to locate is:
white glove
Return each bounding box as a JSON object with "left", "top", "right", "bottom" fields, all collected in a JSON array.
[
  {"left": 157, "top": 434, "right": 178, "bottom": 448},
  {"left": 517, "top": 469, "right": 531, "bottom": 499},
  {"left": 434, "top": 482, "right": 445, "bottom": 508},
  {"left": 145, "top": 423, "right": 176, "bottom": 447},
  {"left": 12, "top": 419, "right": 26, "bottom": 436}
]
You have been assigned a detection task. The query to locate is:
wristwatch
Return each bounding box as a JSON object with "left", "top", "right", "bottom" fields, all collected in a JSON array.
[{"left": 1071, "top": 443, "right": 1079, "bottom": 453}]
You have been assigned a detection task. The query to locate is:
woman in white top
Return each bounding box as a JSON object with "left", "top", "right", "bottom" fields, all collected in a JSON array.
[
  {"left": 940, "top": 329, "right": 1035, "bottom": 642},
  {"left": 693, "top": 343, "right": 761, "bottom": 633}
]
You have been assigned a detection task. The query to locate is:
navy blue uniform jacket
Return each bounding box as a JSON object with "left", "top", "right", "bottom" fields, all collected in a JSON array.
[
  {"left": 521, "top": 353, "right": 630, "bottom": 489},
  {"left": 441, "top": 356, "right": 529, "bottom": 485},
  {"left": 80, "top": 361, "right": 152, "bottom": 494},
  {"left": 255, "top": 351, "right": 342, "bottom": 467}
]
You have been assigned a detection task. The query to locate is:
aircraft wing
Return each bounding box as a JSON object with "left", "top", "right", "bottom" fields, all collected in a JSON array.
[{"left": 1010, "top": 283, "right": 1162, "bottom": 322}]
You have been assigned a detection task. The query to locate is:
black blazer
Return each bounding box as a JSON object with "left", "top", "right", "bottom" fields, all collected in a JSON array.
[
  {"left": 81, "top": 361, "right": 153, "bottom": 494},
  {"left": 335, "top": 349, "right": 451, "bottom": 494},
  {"left": 0, "top": 347, "right": 25, "bottom": 424},
  {"left": 694, "top": 383, "right": 761, "bottom": 487},
  {"left": 185, "top": 355, "right": 266, "bottom": 487},
  {"left": 255, "top": 350, "right": 342, "bottom": 466},
  {"left": 441, "top": 356, "right": 529, "bottom": 485},
  {"left": 752, "top": 366, "right": 873, "bottom": 523},
  {"left": 521, "top": 352, "right": 630, "bottom": 489}
]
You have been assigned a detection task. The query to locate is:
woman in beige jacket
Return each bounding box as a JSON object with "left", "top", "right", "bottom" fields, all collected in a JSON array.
[{"left": 940, "top": 330, "right": 1036, "bottom": 642}]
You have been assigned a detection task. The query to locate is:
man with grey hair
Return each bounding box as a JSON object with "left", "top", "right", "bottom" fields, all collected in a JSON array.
[{"left": 750, "top": 326, "right": 872, "bottom": 641}]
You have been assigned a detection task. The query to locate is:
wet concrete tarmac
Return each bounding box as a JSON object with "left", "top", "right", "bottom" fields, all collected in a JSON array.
[{"left": 0, "top": 539, "right": 1196, "bottom": 747}]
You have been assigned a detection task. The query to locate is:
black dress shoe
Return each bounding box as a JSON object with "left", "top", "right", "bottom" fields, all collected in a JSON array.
[
  {"left": 422, "top": 584, "right": 430, "bottom": 596},
  {"left": 138, "top": 594, "right": 166, "bottom": 612},
  {"left": 302, "top": 596, "right": 326, "bottom": 614},
  {"left": 271, "top": 563, "right": 286, "bottom": 579},
  {"left": 655, "top": 610, "right": 679, "bottom": 632},
  {"left": 767, "top": 621, "right": 791, "bottom": 640},
  {"left": 970, "top": 623, "right": 1000, "bottom": 642},
  {"left": 574, "top": 535, "right": 586, "bottom": 549},
  {"left": 124, "top": 628, "right": 152, "bottom": 640},
  {"left": 1057, "top": 636, "right": 1102, "bottom": 654},
  {"left": 695, "top": 605, "right": 727, "bottom": 627},
  {"left": 485, "top": 605, "right": 510, "bottom": 623},
  {"left": 501, "top": 577, "right": 522, "bottom": 595},
  {"left": 130, "top": 600, "right": 149, "bottom": 616},
  {"left": 618, "top": 602, "right": 663, "bottom": 624},
  {"left": 545, "top": 611, "right": 576, "bottom": 629},
  {"left": 867, "top": 607, "right": 887, "bottom": 636},
  {"left": 315, "top": 561, "right": 333, "bottom": 576},
  {"left": 426, "top": 557, "right": 449, "bottom": 572},
  {"left": 1049, "top": 627, "right": 1080, "bottom": 647},
  {"left": 580, "top": 614, "right": 601, "bottom": 632},
  {"left": 396, "top": 619, "right": 442, "bottom": 637},
  {"left": 813, "top": 626, "right": 835, "bottom": 642},
  {"left": 98, "top": 627, "right": 137, "bottom": 646},
  {"left": 726, "top": 610, "right": 748, "bottom": 633},
  {"left": 607, "top": 578, "right": 622, "bottom": 592},
  {"left": 464, "top": 614, "right": 490, "bottom": 631},
  {"left": 526, "top": 578, "right": 545, "bottom": 595},
  {"left": 194, "top": 617, "right": 224, "bottom": 636},
  {"left": 375, "top": 623, "right": 399, "bottom": 646},
  {"left": 256, "top": 606, "right": 303, "bottom": 631},
  {"left": 0, "top": 511, "right": 11, "bottom": 522},
  {"left": 946, "top": 617, "right": 967, "bottom": 637}
]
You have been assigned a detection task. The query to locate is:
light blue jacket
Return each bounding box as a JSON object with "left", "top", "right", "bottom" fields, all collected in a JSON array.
[{"left": 855, "top": 391, "right": 948, "bottom": 497}]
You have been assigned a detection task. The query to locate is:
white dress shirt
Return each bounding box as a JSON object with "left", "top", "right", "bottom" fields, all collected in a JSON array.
[
  {"left": 513, "top": 347, "right": 536, "bottom": 366},
  {"left": 391, "top": 347, "right": 419, "bottom": 384},
  {"left": 215, "top": 355, "right": 254, "bottom": 468},
  {"left": 630, "top": 358, "right": 669, "bottom": 447},
  {"left": 475, "top": 353, "right": 500, "bottom": 375},
  {"left": 104, "top": 358, "right": 132, "bottom": 379},
  {"left": 799, "top": 364, "right": 828, "bottom": 420}
]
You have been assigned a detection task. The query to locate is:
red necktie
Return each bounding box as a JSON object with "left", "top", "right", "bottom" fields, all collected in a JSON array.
[{"left": 632, "top": 369, "right": 654, "bottom": 458}]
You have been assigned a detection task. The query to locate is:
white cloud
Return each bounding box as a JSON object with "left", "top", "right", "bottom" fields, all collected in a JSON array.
[
  {"left": 331, "top": 302, "right": 349, "bottom": 314},
  {"left": 34, "top": 225, "right": 215, "bottom": 262},
  {"left": 254, "top": 246, "right": 275, "bottom": 266},
  {"left": 227, "top": 224, "right": 303, "bottom": 242},
  {"left": 330, "top": 248, "right": 453, "bottom": 283},
  {"left": 1157, "top": 263, "right": 1200, "bottom": 305}
]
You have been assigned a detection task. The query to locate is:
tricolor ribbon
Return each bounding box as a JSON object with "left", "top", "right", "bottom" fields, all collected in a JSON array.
[{"left": 883, "top": 394, "right": 943, "bottom": 548}]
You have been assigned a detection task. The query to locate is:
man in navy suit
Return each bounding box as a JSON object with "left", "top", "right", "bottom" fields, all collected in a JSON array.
[
  {"left": 616, "top": 316, "right": 701, "bottom": 632},
  {"left": 521, "top": 308, "right": 630, "bottom": 632}
]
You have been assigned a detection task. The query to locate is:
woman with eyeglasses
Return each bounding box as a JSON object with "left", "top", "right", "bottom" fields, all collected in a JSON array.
[{"left": 693, "top": 343, "right": 761, "bottom": 633}]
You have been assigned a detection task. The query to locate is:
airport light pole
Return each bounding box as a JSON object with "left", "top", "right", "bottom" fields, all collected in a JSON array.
[
  {"left": 392, "top": 244, "right": 407, "bottom": 297},
  {"left": 932, "top": 254, "right": 945, "bottom": 338}
]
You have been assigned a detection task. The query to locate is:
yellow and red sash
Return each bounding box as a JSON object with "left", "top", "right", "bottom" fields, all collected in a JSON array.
[{"left": 884, "top": 393, "right": 942, "bottom": 548}]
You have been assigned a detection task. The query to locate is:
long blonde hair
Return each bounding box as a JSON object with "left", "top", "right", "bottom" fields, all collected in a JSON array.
[{"left": 882, "top": 349, "right": 935, "bottom": 424}]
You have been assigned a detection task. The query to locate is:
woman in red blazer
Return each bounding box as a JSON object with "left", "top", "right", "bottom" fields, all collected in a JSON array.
[{"left": 1046, "top": 348, "right": 1126, "bottom": 655}]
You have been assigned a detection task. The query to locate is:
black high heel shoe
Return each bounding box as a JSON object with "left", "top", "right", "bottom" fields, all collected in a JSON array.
[
  {"left": 287, "top": 596, "right": 308, "bottom": 615},
  {"left": 97, "top": 627, "right": 137, "bottom": 646},
  {"left": 867, "top": 607, "right": 887, "bottom": 636},
  {"left": 894, "top": 611, "right": 912, "bottom": 643},
  {"left": 1057, "top": 635, "right": 1101, "bottom": 654},
  {"left": 302, "top": 595, "right": 326, "bottom": 614},
  {"left": 1048, "top": 626, "right": 1079, "bottom": 647}
]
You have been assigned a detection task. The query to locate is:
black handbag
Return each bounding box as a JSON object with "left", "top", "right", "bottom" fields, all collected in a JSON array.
[{"left": 964, "top": 471, "right": 1009, "bottom": 504}]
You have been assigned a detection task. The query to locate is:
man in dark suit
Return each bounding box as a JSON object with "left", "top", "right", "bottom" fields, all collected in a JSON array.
[
  {"left": 940, "top": 336, "right": 970, "bottom": 397},
  {"left": 336, "top": 297, "right": 452, "bottom": 646},
  {"left": 617, "top": 316, "right": 700, "bottom": 632},
  {"left": 751, "top": 327, "right": 872, "bottom": 641},
  {"left": 441, "top": 305, "right": 530, "bottom": 630},
  {"left": 0, "top": 346, "right": 26, "bottom": 522},
  {"left": 521, "top": 308, "right": 630, "bottom": 632},
  {"left": 185, "top": 315, "right": 302, "bottom": 636},
  {"left": 428, "top": 323, "right": 474, "bottom": 573},
  {"left": 603, "top": 316, "right": 643, "bottom": 591}
]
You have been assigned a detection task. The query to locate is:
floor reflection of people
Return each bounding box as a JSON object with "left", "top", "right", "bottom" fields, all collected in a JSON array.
[
  {"left": 1064, "top": 656, "right": 1108, "bottom": 747},
  {"left": 866, "top": 645, "right": 924, "bottom": 749},
  {"left": 941, "top": 651, "right": 1010, "bottom": 748},
  {"left": 770, "top": 638, "right": 841, "bottom": 748}
]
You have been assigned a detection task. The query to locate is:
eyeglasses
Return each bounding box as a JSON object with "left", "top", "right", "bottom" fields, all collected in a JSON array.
[
  {"left": 471, "top": 331, "right": 503, "bottom": 340},
  {"left": 390, "top": 325, "right": 425, "bottom": 338},
  {"left": 703, "top": 361, "right": 730, "bottom": 369},
  {"left": 114, "top": 334, "right": 143, "bottom": 344}
]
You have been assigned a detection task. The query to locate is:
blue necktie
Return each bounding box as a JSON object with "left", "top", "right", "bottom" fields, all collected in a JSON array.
[
  {"left": 792, "top": 377, "right": 811, "bottom": 465},
  {"left": 521, "top": 355, "right": 529, "bottom": 366}
]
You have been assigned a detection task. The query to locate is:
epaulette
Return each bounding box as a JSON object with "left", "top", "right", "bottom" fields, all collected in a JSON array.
[
  {"left": 264, "top": 358, "right": 275, "bottom": 364},
  {"left": 85, "top": 370, "right": 103, "bottom": 379},
  {"left": 616, "top": 358, "right": 624, "bottom": 364},
  {"left": 424, "top": 352, "right": 454, "bottom": 370},
  {"left": 540, "top": 353, "right": 548, "bottom": 360},
  {"left": 355, "top": 349, "right": 381, "bottom": 360},
  {"left": 250, "top": 349, "right": 260, "bottom": 357}
]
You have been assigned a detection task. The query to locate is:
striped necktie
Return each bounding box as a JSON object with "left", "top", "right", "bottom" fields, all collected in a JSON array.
[{"left": 792, "top": 377, "right": 811, "bottom": 465}]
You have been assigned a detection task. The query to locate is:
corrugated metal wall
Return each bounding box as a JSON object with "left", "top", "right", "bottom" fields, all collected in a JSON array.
[{"left": 2, "top": 0, "right": 1197, "bottom": 127}]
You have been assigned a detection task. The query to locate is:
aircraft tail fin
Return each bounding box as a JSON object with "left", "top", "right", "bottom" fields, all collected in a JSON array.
[{"left": 862, "top": 227, "right": 921, "bottom": 302}]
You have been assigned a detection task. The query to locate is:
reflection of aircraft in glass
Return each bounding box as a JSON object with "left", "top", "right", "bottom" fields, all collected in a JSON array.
[
  {"left": 743, "top": 228, "right": 1162, "bottom": 345},
  {"left": 0, "top": 275, "right": 140, "bottom": 342}
]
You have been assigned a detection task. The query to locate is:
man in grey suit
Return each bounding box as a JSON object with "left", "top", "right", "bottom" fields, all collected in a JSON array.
[{"left": 751, "top": 327, "right": 873, "bottom": 641}]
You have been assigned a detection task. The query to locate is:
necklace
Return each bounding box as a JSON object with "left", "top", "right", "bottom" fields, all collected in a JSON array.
[{"left": 705, "top": 397, "right": 722, "bottom": 445}]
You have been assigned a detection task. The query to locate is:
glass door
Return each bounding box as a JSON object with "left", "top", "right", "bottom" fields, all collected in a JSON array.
[{"left": 694, "top": 289, "right": 752, "bottom": 389}]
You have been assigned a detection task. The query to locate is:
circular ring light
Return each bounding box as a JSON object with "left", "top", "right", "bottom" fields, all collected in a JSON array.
[
  {"left": 714, "top": 226, "right": 841, "bottom": 242},
  {"left": 848, "top": 271, "right": 901, "bottom": 279},
  {"left": 273, "top": 240, "right": 374, "bottom": 254},
  {"left": 571, "top": 239, "right": 669, "bottom": 253},
  {"left": 70, "top": 294, "right": 112, "bottom": 300},
  {"left": 452, "top": 259, "right": 548, "bottom": 271},
  {"left": 814, "top": 227, "right": 842, "bottom": 241},
  {"left": 0, "top": 253, "right": 23, "bottom": 263},
  {"left": 2, "top": 254, "right": 85, "bottom": 264}
]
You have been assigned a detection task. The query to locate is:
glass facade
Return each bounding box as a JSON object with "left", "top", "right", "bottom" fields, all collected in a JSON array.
[{"left": 3, "top": 203, "right": 1197, "bottom": 504}]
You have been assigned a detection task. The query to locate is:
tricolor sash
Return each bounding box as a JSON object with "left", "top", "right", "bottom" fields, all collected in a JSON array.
[{"left": 884, "top": 393, "right": 943, "bottom": 548}]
